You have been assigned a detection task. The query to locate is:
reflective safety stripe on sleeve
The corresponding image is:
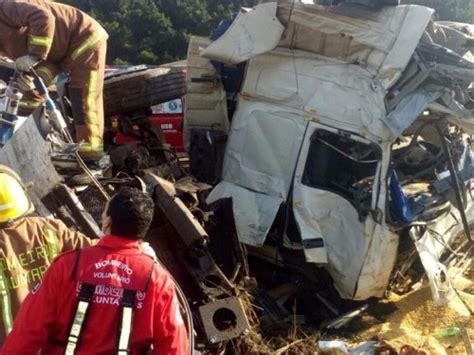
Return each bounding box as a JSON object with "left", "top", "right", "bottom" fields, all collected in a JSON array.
[
  {"left": 65, "top": 300, "right": 90, "bottom": 355},
  {"left": 36, "top": 67, "right": 54, "bottom": 83},
  {"left": 44, "top": 228, "right": 59, "bottom": 260},
  {"left": 19, "top": 99, "right": 42, "bottom": 109},
  {"left": 29, "top": 35, "right": 53, "bottom": 49},
  {"left": 78, "top": 143, "right": 104, "bottom": 152},
  {"left": 0, "top": 269, "right": 13, "bottom": 335}
]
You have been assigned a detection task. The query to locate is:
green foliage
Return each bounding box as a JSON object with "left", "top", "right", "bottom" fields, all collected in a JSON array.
[
  {"left": 58, "top": 0, "right": 252, "bottom": 65},
  {"left": 58, "top": 0, "right": 472, "bottom": 65},
  {"left": 401, "top": 0, "right": 474, "bottom": 22}
]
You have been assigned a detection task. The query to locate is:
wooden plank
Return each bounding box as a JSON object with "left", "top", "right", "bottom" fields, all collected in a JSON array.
[{"left": 0, "top": 116, "right": 61, "bottom": 207}]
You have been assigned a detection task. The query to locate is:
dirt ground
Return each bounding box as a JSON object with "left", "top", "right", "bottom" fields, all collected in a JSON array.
[{"left": 346, "top": 267, "right": 473, "bottom": 355}]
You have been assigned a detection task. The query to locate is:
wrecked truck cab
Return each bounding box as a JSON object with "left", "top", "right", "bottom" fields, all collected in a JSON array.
[{"left": 187, "top": 1, "right": 474, "bottom": 302}]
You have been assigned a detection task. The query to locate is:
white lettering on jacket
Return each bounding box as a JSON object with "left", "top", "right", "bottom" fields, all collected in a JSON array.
[
  {"left": 93, "top": 272, "right": 131, "bottom": 284},
  {"left": 94, "top": 260, "right": 134, "bottom": 275},
  {"left": 76, "top": 284, "right": 145, "bottom": 308}
]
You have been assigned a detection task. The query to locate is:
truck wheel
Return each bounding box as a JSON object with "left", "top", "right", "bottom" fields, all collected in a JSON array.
[{"left": 103, "top": 67, "right": 186, "bottom": 116}]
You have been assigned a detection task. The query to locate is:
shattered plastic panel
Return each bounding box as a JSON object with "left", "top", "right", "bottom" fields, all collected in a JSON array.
[{"left": 201, "top": 3, "right": 284, "bottom": 65}]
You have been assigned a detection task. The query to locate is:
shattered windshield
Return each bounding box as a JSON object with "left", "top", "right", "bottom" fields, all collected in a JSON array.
[{"left": 302, "top": 130, "right": 380, "bottom": 218}]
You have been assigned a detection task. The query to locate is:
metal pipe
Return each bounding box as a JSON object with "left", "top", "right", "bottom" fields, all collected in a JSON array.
[{"left": 435, "top": 120, "right": 472, "bottom": 242}]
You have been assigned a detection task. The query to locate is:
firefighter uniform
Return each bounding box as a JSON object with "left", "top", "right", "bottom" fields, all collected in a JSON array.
[
  {"left": 0, "top": 216, "right": 93, "bottom": 344},
  {"left": 0, "top": 165, "right": 93, "bottom": 344},
  {"left": 0, "top": 0, "right": 108, "bottom": 156},
  {"left": 2, "top": 235, "right": 189, "bottom": 354}
]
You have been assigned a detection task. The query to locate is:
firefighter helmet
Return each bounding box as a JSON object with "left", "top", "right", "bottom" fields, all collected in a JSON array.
[{"left": 0, "top": 166, "right": 33, "bottom": 223}]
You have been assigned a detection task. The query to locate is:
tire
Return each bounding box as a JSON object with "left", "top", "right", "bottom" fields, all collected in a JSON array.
[{"left": 103, "top": 67, "right": 186, "bottom": 116}]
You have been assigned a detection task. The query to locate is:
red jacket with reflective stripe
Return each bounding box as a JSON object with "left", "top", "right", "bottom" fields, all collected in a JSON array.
[{"left": 1, "top": 236, "right": 189, "bottom": 355}]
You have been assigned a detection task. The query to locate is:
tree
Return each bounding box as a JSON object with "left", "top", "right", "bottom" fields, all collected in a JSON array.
[
  {"left": 59, "top": 0, "right": 472, "bottom": 65},
  {"left": 401, "top": 0, "right": 474, "bottom": 22},
  {"left": 59, "top": 0, "right": 253, "bottom": 65}
]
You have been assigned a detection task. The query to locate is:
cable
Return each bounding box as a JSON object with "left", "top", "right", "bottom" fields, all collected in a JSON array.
[
  {"left": 155, "top": 256, "right": 194, "bottom": 354},
  {"left": 30, "top": 69, "right": 110, "bottom": 201}
]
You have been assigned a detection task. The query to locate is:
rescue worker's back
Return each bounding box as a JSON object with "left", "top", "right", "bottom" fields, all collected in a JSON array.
[{"left": 2, "top": 187, "right": 189, "bottom": 354}]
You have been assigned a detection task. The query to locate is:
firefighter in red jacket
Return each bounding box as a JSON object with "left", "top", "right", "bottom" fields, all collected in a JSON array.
[
  {"left": 2, "top": 187, "right": 189, "bottom": 354},
  {"left": 0, "top": 0, "right": 108, "bottom": 160}
]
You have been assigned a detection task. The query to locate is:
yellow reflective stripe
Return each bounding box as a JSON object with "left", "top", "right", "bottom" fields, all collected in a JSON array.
[
  {"left": 71, "top": 29, "right": 104, "bottom": 60},
  {"left": 36, "top": 67, "right": 54, "bottom": 83},
  {"left": 44, "top": 228, "right": 59, "bottom": 259},
  {"left": 29, "top": 35, "right": 53, "bottom": 48},
  {"left": 86, "top": 70, "right": 102, "bottom": 149},
  {"left": 0, "top": 269, "right": 13, "bottom": 334},
  {"left": 19, "top": 99, "right": 42, "bottom": 109},
  {"left": 79, "top": 143, "right": 104, "bottom": 152}
]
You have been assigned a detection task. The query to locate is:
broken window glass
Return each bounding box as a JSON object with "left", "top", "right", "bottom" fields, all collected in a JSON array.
[{"left": 302, "top": 130, "right": 380, "bottom": 218}]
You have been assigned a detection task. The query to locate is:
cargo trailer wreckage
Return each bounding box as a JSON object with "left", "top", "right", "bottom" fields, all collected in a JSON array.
[{"left": 0, "top": 0, "right": 472, "bottom": 353}]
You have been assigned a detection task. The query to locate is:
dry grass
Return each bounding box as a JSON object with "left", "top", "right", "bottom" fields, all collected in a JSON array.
[{"left": 230, "top": 290, "right": 320, "bottom": 355}]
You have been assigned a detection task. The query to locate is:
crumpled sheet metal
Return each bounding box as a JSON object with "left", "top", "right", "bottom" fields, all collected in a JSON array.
[
  {"left": 208, "top": 50, "right": 389, "bottom": 271},
  {"left": 200, "top": 2, "right": 284, "bottom": 65},
  {"left": 428, "top": 21, "right": 474, "bottom": 59},
  {"left": 412, "top": 199, "right": 474, "bottom": 305},
  {"left": 144, "top": 173, "right": 209, "bottom": 247},
  {"left": 238, "top": 48, "right": 389, "bottom": 139},
  {"left": 275, "top": 1, "right": 433, "bottom": 90},
  {"left": 382, "top": 87, "right": 443, "bottom": 137},
  {"left": 207, "top": 181, "right": 283, "bottom": 247},
  {"left": 198, "top": 297, "right": 250, "bottom": 344}
]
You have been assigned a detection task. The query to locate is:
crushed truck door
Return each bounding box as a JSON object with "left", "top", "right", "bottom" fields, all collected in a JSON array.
[{"left": 292, "top": 124, "right": 397, "bottom": 299}]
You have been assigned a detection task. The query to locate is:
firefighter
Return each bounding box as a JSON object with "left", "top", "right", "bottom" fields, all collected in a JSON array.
[
  {"left": 0, "top": 0, "right": 108, "bottom": 160},
  {"left": 2, "top": 187, "right": 189, "bottom": 354},
  {"left": 0, "top": 165, "right": 93, "bottom": 344}
]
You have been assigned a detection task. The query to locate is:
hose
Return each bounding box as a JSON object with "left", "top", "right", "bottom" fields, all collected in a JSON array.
[{"left": 30, "top": 69, "right": 109, "bottom": 201}]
